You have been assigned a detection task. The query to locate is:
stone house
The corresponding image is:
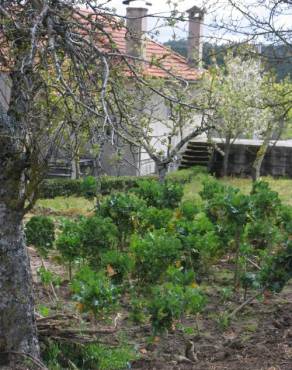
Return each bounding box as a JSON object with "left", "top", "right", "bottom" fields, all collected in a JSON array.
[
  {"left": 98, "top": 1, "right": 205, "bottom": 177},
  {"left": 0, "top": 1, "right": 205, "bottom": 178}
]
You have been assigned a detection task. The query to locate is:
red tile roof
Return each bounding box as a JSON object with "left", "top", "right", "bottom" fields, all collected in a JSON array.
[
  {"left": 77, "top": 9, "right": 200, "bottom": 80},
  {"left": 109, "top": 27, "right": 200, "bottom": 80},
  {"left": 0, "top": 6, "right": 200, "bottom": 80}
]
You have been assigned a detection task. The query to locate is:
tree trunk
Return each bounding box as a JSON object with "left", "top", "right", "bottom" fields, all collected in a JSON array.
[
  {"left": 157, "top": 162, "right": 168, "bottom": 183},
  {"left": 233, "top": 228, "right": 242, "bottom": 291},
  {"left": 71, "top": 156, "right": 80, "bottom": 180},
  {"left": 0, "top": 120, "right": 39, "bottom": 365},
  {"left": 222, "top": 137, "right": 231, "bottom": 177},
  {"left": 252, "top": 129, "right": 272, "bottom": 182}
]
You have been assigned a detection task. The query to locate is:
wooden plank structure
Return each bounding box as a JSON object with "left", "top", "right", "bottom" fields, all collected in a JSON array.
[{"left": 180, "top": 138, "right": 292, "bottom": 177}]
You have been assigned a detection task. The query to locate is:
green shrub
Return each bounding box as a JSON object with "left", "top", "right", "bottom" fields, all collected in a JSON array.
[
  {"left": 250, "top": 181, "right": 281, "bottom": 220},
  {"left": 84, "top": 343, "right": 137, "bottom": 370},
  {"left": 39, "top": 178, "right": 83, "bottom": 198},
  {"left": 43, "top": 341, "right": 137, "bottom": 370},
  {"left": 130, "top": 230, "right": 182, "bottom": 283},
  {"left": 216, "top": 312, "right": 231, "bottom": 331},
  {"left": 25, "top": 216, "right": 55, "bottom": 257},
  {"left": 56, "top": 219, "right": 82, "bottom": 279},
  {"left": 148, "top": 283, "right": 205, "bottom": 333},
  {"left": 39, "top": 170, "right": 196, "bottom": 199},
  {"left": 79, "top": 216, "right": 118, "bottom": 264},
  {"left": 134, "top": 180, "right": 183, "bottom": 208},
  {"left": 259, "top": 240, "right": 292, "bottom": 293},
  {"left": 244, "top": 220, "right": 283, "bottom": 250},
  {"left": 37, "top": 266, "right": 61, "bottom": 287},
  {"left": 200, "top": 178, "right": 291, "bottom": 291},
  {"left": 98, "top": 169, "right": 195, "bottom": 195},
  {"left": 240, "top": 183, "right": 288, "bottom": 277},
  {"left": 133, "top": 180, "right": 163, "bottom": 207},
  {"left": 278, "top": 205, "right": 292, "bottom": 234},
  {"left": 129, "top": 295, "right": 147, "bottom": 324},
  {"left": 202, "top": 180, "right": 250, "bottom": 287},
  {"left": 100, "top": 250, "right": 134, "bottom": 283},
  {"left": 179, "top": 200, "right": 201, "bottom": 220},
  {"left": 240, "top": 272, "right": 260, "bottom": 291},
  {"left": 136, "top": 207, "right": 173, "bottom": 232},
  {"left": 70, "top": 267, "right": 118, "bottom": 316},
  {"left": 175, "top": 213, "right": 220, "bottom": 272},
  {"left": 205, "top": 186, "right": 249, "bottom": 229},
  {"left": 100, "top": 175, "right": 157, "bottom": 195},
  {"left": 166, "top": 266, "right": 196, "bottom": 286},
  {"left": 199, "top": 178, "right": 227, "bottom": 201},
  {"left": 219, "top": 287, "right": 233, "bottom": 303},
  {"left": 37, "top": 304, "right": 51, "bottom": 318},
  {"left": 162, "top": 182, "right": 184, "bottom": 208},
  {"left": 80, "top": 176, "right": 97, "bottom": 199},
  {"left": 97, "top": 192, "right": 146, "bottom": 238}
]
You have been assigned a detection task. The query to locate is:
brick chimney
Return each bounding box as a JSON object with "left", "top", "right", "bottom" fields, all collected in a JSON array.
[
  {"left": 125, "top": 1, "right": 150, "bottom": 60},
  {"left": 187, "top": 6, "right": 205, "bottom": 68}
]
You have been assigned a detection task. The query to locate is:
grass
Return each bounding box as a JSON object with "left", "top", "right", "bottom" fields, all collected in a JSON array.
[
  {"left": 182, "top": 174, "right": 207, "bottom": 203},
  {"left": 37, "top": 196, "right": 94, "bottom": 215},
  {"left": 221, "top": 176, "right": 292, "bottom": 206},
  {"left": 184, "top": 175, "right": 292, "bottom": 206},
  {"left": 35, "top": 174, "right": 292, "bottom": 215}
]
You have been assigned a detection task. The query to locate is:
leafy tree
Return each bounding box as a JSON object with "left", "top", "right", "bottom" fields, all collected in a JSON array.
[
  {"left": 203, "top": 53, "right": 270, "bottom": 176},
  {"left": 251, "top": 78, "right": 292, "bottom": 180}
]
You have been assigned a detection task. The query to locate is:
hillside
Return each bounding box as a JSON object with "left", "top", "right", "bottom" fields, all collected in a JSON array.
[{"left": 164, "top": 40, "right": 292, "bottom": 81}]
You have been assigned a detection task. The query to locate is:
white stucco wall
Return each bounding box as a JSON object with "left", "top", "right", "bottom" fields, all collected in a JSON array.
[{"left": 138, "top": 88, "right": 204, "bottom": 176}]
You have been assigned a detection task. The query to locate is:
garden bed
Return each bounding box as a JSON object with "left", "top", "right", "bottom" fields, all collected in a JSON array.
[{"left": 28, "top": 173, "right": 292, "bottom": 369}]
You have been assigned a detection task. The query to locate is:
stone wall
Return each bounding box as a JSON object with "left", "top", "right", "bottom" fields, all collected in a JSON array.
[{"left": 210, "top": 142, "right": 292, "bottom": 177}]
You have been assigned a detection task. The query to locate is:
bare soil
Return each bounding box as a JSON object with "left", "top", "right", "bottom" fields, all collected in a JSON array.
[{"left": 29, "top": 248, "right": 292, "bottom": 370}]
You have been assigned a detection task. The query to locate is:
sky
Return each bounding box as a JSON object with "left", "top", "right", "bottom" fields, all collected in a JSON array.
[
  {"left": 98, "top": 0, "right": 292, "bottom": 44},
  {"left": 105, "top": 0, "right": 207, "bottom": 42},
  {"left": 108, "top": 0, "right": 205, "bottom": 15}
]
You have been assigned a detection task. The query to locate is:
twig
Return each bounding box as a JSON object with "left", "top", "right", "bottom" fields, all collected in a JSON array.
[
  {"left": 38, "top": 327, "right": 116, "bottom": 335},
  {"left": 36, "top": 315, "right": 117, "bottom": 346},
  {"left": 40, "top": 258, "right": 59, "bottom": 301},
  {"left": 229, "top": 289, "right": 265, "bottom": 318},
  {"left": 1, "top": 351, "right": 48, "bottom": 370},
  {"left": 37, "top": 313, "right": 79, "bottom": 322},
  {"left": 246, "top": 257, "right": 261, "bottom": 270},
  {"left": 68, "top": 360, "right": 79, "bottom": 369}
]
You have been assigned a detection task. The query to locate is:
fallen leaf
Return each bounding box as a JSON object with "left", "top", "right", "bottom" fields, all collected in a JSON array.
[
  {"left": 107, "top": 264, "right": 116, "bottom": 277},
  {"left": 76, "top": 303, "right": 84, "bottom": 313}
]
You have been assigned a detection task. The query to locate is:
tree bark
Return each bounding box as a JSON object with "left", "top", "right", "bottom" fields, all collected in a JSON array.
[
  {"left": 157, "top": 162, "right": 168, "bottom": 183},
  {"left": 0, "top": 119, "right": 39, "bottom": 365},
  {"left": 252, "top": 128, "right": 272, "bottom": 182},
  {"left": 71, "top": 157, "right": 80, "bottom": 180},
  {"left": 222, "top": 136, "right": 231, "bottom": 177}
]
